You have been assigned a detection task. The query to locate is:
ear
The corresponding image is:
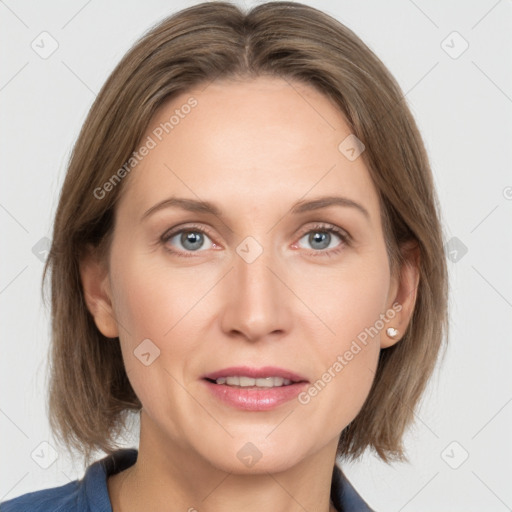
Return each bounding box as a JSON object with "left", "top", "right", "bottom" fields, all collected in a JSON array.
[
  {"left": 381, "top": 240, "right": 420, "bottom": 349},
  {"left": 79, "top": 243, "right": 119, "bottom": 339}
]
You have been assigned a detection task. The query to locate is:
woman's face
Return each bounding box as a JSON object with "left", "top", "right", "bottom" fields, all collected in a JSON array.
[{"left": 90, "top": 76, "right": 406, "bottom": 473}]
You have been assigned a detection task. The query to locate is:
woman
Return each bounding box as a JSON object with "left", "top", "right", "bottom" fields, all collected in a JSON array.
[{"left": 0, "top": 1, "right": 448, "bottom": 511}]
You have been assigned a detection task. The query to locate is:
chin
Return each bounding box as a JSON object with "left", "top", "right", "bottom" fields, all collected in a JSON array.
[{"left": 198, "top": 435, "right": 308, "bottom": 475}]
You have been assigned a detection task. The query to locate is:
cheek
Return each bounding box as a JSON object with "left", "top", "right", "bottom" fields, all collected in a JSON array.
[
  {"left": 109, "top": 250, "right": 214, "bottom": 389},
  {"left": 110, "top": 250, "right": 196, "bottom": 343},
  {"left": 108, "top": 251, "right": 181, "bottom": 379},
  {"left": 298, "top": 250, "right": 390, "bottom": 423},
  {"left": 314, "top": 248, "right": 391, "bottom": 353},
  {"left": 108, "top": 254, "right": 201, "bottom": 430}
]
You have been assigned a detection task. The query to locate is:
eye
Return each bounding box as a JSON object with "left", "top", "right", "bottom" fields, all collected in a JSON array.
[
  {"left": 161, "top": 224, "right": 217, "bottom": 257},
  {"left": 294, "top": 223, "right": 350, "bottom": 257}
]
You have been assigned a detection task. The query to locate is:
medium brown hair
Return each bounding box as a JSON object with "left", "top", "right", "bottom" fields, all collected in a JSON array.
[{"left": 42, "top": 0, "right": 449, "bottom": 468}]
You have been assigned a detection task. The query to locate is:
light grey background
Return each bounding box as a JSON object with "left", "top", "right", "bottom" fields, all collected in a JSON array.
[{"left": 1, "top": 1, "right": 511, "bottom": 510}]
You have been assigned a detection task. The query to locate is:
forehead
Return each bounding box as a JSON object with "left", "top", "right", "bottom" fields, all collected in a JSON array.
[{"left": 117, "top": 76, "right": 381, "bottom": 224}]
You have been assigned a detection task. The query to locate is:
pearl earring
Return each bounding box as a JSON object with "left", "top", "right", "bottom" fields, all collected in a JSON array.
[{"left": 386, "top": 327, "right": 399, "bottom": 338}]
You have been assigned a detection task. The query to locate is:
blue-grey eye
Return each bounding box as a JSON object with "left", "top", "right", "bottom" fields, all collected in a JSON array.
[
  {"left": 298, "top": 230, "right": 342, "bottom": 251},
  {"left": 168, "top": 230, "right": 214, "bottom": 252}
]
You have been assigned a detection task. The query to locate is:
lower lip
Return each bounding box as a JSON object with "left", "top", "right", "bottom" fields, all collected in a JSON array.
[{"left": 202, "top": 379, "right": 308, "bottom": 411}]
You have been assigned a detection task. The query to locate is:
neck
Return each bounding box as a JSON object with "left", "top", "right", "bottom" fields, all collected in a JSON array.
[{"left": 108, "top": 412, "right": 340, "bottom": 512}]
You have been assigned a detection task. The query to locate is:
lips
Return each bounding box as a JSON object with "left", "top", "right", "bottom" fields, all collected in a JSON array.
[{"left": 201, "top": 366, "right": 309, "bottom": 411}]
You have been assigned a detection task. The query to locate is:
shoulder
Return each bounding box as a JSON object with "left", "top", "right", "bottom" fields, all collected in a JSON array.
[
  {"left": 0, "top": 480, "right": 81, "bottom": 512},
  {"left": 0, "top": 448, "right": 138, "bottom": 512}
]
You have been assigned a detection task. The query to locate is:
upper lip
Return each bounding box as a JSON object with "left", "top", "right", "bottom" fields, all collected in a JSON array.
[{"left": 202, "top": 366, "right": 309, "bottom": 383}]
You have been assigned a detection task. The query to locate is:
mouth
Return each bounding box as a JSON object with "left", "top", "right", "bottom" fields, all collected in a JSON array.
[
  {"left": 202, "top": 365, "right": 308, "bottom": 386},
  {"left": 205, "top": 375, "right": 297, "bottom": 387},
  {"left": 201, "top": 366, "right": 309, "bottom": 411}
]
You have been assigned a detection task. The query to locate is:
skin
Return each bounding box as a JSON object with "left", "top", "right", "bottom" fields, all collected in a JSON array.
[{"left": 80, "top": 76, "right": 419, "bottom": 512}]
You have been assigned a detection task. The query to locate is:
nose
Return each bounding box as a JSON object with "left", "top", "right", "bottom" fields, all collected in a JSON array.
[{"left": 220, "top": 240, "right": 292, "bottom": 343}]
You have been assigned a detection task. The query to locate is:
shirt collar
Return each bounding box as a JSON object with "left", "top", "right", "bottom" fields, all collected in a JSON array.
[{"left": 331, "top": 463, "right": 375, "bottom": 511}]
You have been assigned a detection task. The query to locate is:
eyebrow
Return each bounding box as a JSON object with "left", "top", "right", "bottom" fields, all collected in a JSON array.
[{"left": 141, "top": 195, "right": 370, "bottom": 221}]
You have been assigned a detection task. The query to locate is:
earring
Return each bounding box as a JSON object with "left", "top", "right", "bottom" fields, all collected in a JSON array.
[{"left": 386, "top": 327, "right": 399, "bottom": 338}]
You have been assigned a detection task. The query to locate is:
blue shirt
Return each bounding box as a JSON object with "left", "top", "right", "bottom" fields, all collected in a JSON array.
[{"left": 0, "top": 448, "right": 374, "bottom": 511}]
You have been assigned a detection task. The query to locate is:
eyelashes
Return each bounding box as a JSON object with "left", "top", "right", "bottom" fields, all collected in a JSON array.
[{"left": 160, "top": 222, "right": 351, "bottom": 259}]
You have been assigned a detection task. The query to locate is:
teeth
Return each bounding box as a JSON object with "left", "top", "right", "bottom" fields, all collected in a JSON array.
[{"left": 214, "top": 376, "right": 293, "bottom": 387}]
